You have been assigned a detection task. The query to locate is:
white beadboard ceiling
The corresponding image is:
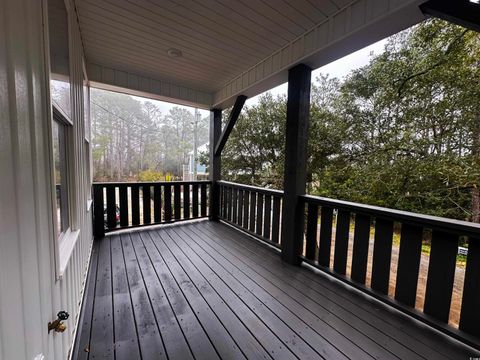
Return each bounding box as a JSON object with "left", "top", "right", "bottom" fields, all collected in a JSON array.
[{"left": 76, "top": 0, "right": 426, "bottom": 108}]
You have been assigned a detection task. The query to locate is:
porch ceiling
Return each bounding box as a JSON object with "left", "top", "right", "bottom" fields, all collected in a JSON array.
[{"left": 76, "top": 0, "right": 425, "bottom": 109}]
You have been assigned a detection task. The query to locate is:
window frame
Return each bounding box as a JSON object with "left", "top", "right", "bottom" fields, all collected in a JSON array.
[
  {"left": 52, "top": 110, "right": 70, "bottom": 237},
  {"left": 51, "top": 105, "right": 78, "bottom": 278}
]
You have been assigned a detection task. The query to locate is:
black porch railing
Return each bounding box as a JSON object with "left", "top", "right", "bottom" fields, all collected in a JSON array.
[
  {"left": 301, "top": 194, "right": 480, "bottom": 348},
  {"left": 218, "top": 181, "right": 283, "bottom": 248},
  {"left": 93, "top": 181, "right": 210, "bottom": 237}
]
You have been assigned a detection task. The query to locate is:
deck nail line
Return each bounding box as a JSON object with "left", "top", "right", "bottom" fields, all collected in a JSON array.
[{"left": 119, "top": 234, "right": 144, "bottom": 360}]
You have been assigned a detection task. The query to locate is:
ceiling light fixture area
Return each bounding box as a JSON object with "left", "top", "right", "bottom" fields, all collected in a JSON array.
[
  {"left": 167, "top": 48, "right": 183, "bottom": 58},
  {"left": 470, "top": 0, "right": 479, "bottom": 4}
]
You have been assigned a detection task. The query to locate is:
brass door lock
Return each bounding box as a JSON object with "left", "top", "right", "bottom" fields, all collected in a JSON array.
[{"left": 48, "top": 311, "right": 69, "bottom": 333}]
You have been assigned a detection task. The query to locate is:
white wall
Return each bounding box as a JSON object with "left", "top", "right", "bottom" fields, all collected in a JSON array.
[{"left": 0, "top": 0, "right": 93, "bottom": 359}]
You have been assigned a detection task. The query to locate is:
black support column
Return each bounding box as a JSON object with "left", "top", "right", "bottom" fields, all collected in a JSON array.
[
  {"left": 209, "top": 109, "right": 222, "bottom": 221},
  {"left": 281, "top": 64, "right": 312, "bottom": 265}
]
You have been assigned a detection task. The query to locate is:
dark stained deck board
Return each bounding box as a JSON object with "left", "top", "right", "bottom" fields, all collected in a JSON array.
[
  {"left": 158, "top": 228, "right": 274, "bottom": 360},
  {"left": 73, "top": 221, "right": 478, "bottom": 360},
  {"left": 159, "top": 232, "right": 295, "bottom": 360},
  {"left": 139, "top": 231, "right": 220, "bottom": 360},
  {"left": 129, "top": 231, "right": 194, "bottom": 360},
  {"left": 147, "top": 230, "right": 245, "bottom": 359},
  {"left": 111, "top": 235, "right": 142, "bottom": 360},
  {"left": 120, "top": 233, "right": 167, "bottom": 360},
  {"left": 172, "top": 226, "right": 353, "bottom": 360},
  {"left": 88, "top": 232, "right": 114, "bottom": 360}
]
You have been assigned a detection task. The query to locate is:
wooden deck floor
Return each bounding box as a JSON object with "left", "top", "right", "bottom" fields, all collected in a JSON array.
[{"left": 73, "top": 220, "right": 478, "bottom": 360}]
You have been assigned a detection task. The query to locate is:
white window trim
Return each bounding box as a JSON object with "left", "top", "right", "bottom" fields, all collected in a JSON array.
[
  {"left": 57, "top": 228, "right": 80, "bottom": 278},
  {"left": 51, "top": 105, "right": 78, "bottom": 280},
  {"left": 87, "top": 199, "right": 93, "bottom": 212}
]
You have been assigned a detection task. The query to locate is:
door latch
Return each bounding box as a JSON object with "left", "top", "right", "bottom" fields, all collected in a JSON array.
[{"left": 48, "top": 311, "right": 69, "bottom": 333}]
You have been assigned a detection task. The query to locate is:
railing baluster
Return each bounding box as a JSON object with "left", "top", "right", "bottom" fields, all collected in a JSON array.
[
  {"left": 183, "top": 184, "right": 190, "bottom": 220},
  {"left": 243, "top": 190, "right": 250, "bottom": 229},
  {"left": 351, "top": 214, "right": 371, "bottom": 284},
  {"left": 271, "top": 196, "right": 281, "bottom": 244},
  {"left": 153, "top": 184, "right": 161, "bottom": 223},
  {"left": 395, "top": 224, "right": 423, "bottom": 307},
  {"left": 459, "top": 238, "right": 480, "bottom": 337},
  {"left": 119, "top": 184, "right": 128, "bottom": 227},
  {"left": 318, "top": 206, "right": 333, "bottom": 267},
  {"left": 256, "top": 193, "right": 264, "bottom": 236},
  {"left": 424, "top": 230, "right": 458, "bottom": 323},
  {"left": 222, "top": 186, "right": 228, "bottom": 219},
  {"left": 263, "top": 194, "right": 272, "bottom": 240},
  {"left": 305, "top": 203, "right": 319, "bottom": 261},
  {"left": 227, "top": 187, "right": 233, "bottom": 222},
  {"left": 238, "top": 190, "right": 244, "bottom": 226},
  {"left": 334, "top": 210, "right": 350, "bottom": 275},
  {"left": 174, "top": 184, "right": 181, "bottom": 220},
  {"left": 249, "top": 192, "right": 257, "bottom": 232},
  {"left": 232, "top": 188, "right": 238, "bottom": 224},
  {"left": 131, "top": 185, "right": 140, "bottom": 226},
  {"left": 371, "top": 218, "right": 394, "bottom": 295},
  {"left": 164, "top": 184, "right": 172, "bottom": 222},
  {"left": 93, "top": 184, "right": 105, "bottom": 238},
  {"left": 192, "top": 183, "right": 199, "bottom": 218},
  {"left": 201, "top": 183, "right": 207, "bottom": 217},
  {"left": 143, "top": 185, "right": 151, "bottom": 224},
  {"left": 106, "top": 185, "right": 116, "bottom": 229}
]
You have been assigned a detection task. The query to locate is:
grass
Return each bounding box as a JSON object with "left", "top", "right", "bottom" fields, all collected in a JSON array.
[{"left": 392, "top": 229, "right": 466, "bottom": 267}]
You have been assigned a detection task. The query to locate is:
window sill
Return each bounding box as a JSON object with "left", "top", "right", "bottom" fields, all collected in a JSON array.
[{"left": 58, "top": 228, "right": 80, "bottom": 279}]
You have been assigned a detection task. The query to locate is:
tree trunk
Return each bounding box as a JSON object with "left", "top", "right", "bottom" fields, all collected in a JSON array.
[
  {"left": 472, "top": 113, "right": 480, "bottom": 223},
  {"left": 471, "top": 186, "right": 480, "bottom": 223}
]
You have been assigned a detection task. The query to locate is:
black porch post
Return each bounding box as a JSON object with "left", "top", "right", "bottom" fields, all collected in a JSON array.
[
  {"left": 281, "top": 64, "right": 312, "bottom": 265},
  {"left": 209, "top": 108, "right": 222, "bottom": 220}
]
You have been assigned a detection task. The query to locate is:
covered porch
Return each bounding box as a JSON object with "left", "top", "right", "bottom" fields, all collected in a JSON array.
[{"left": 2, "top": 0, "right": 480, "bottom": 359}]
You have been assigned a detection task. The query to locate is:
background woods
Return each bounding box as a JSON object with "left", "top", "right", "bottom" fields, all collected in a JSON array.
[{"left": 92, "top": 90, "right": 209, "bottom": 181}]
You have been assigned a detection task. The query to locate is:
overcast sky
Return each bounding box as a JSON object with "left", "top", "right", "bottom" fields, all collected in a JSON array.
[{"left": 133, "top": 38, "right": 388, "bottom": 117}]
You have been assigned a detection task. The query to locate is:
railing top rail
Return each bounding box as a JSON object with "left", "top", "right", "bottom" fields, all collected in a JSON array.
[
  {"left": 301, "top": 194, "right": 480, "bottom": 236},
  {"left": 218, "top": 180, "right": 284, "bottom": 196},
  {"left": 93, "top": 180, "right": 211, "bottom": 186}
]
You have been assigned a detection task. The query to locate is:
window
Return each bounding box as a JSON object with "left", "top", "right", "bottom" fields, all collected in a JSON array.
[
  {"left": 52, "top": 107, "right": 71, "bottom": 240},
  {"left": 48, "top": 0, "right": 71, "bottom": 118}
]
